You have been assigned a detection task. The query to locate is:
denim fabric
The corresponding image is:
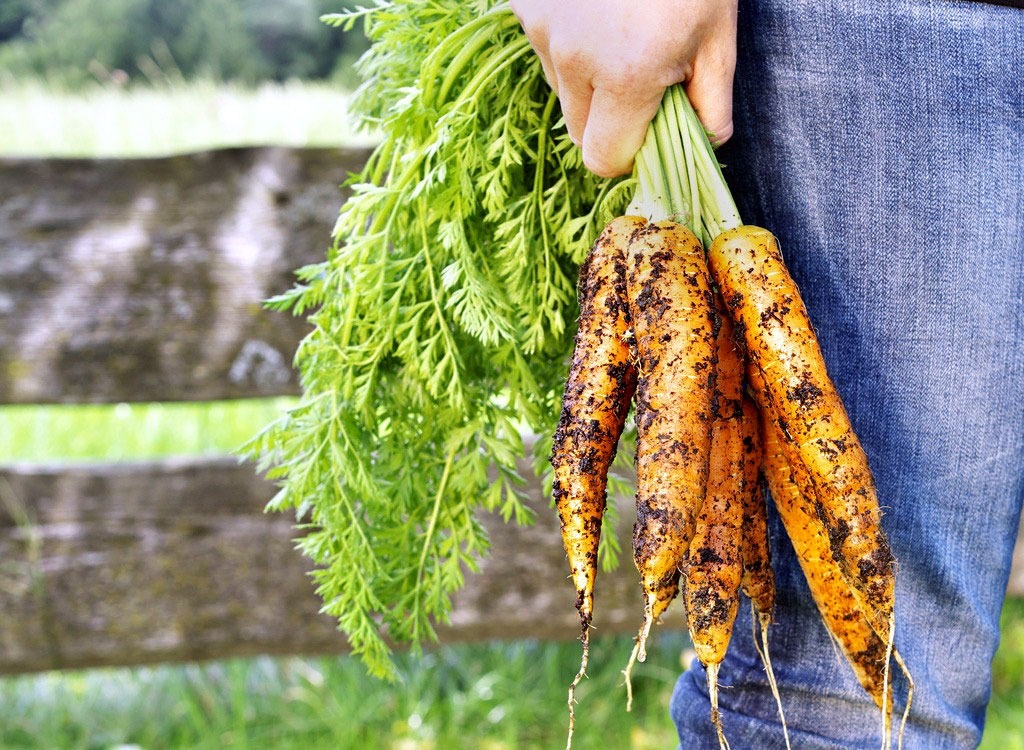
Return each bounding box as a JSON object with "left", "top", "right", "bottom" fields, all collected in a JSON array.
[{"left": 670, "top": 1, "right": 1024, "bottom": 747}]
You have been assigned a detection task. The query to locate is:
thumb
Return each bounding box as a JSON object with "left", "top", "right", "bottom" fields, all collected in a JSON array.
[{"left": 684, "top": 28, "right": 737, "bottom": 146}]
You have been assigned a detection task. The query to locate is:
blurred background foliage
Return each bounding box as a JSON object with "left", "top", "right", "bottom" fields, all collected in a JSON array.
[{"left": 0, "top": 0, "right": 368, "bottom": 87}]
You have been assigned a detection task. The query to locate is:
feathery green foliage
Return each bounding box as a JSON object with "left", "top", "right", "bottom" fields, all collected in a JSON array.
[{"left": 246, "top": 0, "right": 632, "bottom": 679}]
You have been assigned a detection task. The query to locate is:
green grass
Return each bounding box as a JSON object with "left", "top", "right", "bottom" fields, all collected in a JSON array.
[
  {"left": 981, "top": 597, "right": 1024, "bottom": 750},
  {"left": 0, "top": 400, "right": 295, "bottom": 463},
  {"left": 0, "top": 598, "right": 1020, "bottom": 749},
  {"left": 0, "top": 79, "right": 377, "bottom": 158},
  {"left": 0, "top": 634, "right": 686, "bottom": 750}
]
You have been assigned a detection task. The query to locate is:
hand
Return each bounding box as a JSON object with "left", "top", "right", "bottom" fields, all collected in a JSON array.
[{"left": 510, "top": 0, "right": 738, "bottom": 178}]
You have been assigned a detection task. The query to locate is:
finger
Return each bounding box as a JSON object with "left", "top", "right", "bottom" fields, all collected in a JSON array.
[
  {"left": 509, "top": 0, "right": 557, "bottom": 93},
  {"left": 554, "top": 66, "right": 593, "bottom": 148},
  {"left": 685, "top": 28, "right": 737, "bottom": 145},
  {"left": 534, "top": 47, "right": 558, "bottom": 96},
  {"left": 580, "top": 83, "right": 664, "bottom": 178},
  {"left": 686, "top": 65, "right": 735, "bottom": 146}
]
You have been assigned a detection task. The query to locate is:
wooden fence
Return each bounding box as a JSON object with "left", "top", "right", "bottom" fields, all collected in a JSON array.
[
  {"left": 0, "top": 147, "right": 1020, "bottom": 676},
  {"left": 0, "top": 147, "right": 679, "bottom": 676}
]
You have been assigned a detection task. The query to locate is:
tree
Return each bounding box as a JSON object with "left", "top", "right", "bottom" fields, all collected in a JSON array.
[{"left": 0, "top": 0, "right": 366, "bottom": 86}]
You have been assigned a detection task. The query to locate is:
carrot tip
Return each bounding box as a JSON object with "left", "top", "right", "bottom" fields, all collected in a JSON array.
[
  {"left": 880, "top": 609, "right": 896, "bottom": 750},
  {"left": 621, "top": 638, "right": 642, "bottom": 713},
  {"left": 894, "top": 648, "right": 914, "bottom": 750},
  {"left": 566, "top": 630, "right": 589, "bottom": 750},
  {"left": 706, "top": 662, "right": 731, "bottom": 750},
  {"left": 636, "top": 610, "right": 654, "bottom": 664},
  {"left": 752, "top": 610, "right": 790, "bottom": 750}
]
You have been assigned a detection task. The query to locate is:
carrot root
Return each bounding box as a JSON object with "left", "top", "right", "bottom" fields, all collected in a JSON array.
[
  {"left": 750, "top": 609, "right": 790, "bottom": 750},
  {"left": 565, "top": 619, "right": 590, "bottom": 750},
  {"left": 622, "top": 637, "right": 641, "bottom": 713},
  {"left": 879, "top": 607, "right": 897, "bottom": 750},
  {"left": 894, "top": 648, "right": 914, "bottom": 750},
  {"left": 706, "top": 661, "right": 731, "bottom": 750},
  {"left": 622, "top": 593, "right": 660, "bottom": 713}
]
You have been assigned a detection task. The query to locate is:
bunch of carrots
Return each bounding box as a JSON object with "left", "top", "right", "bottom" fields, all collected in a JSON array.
[
  {"left": 550, "top": 87, "right": 913, "bottom": 750},
  {"left": 253, "top": 5, "right": 911, "bottom": 743}
]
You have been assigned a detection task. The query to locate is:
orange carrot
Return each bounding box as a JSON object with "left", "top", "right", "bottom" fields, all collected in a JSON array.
[
  {"left": 680, "top": 295, "right": 746, "bottom": 747},
  {"left": 625, "top": 220, "right": 717, "bottom": 665},
  {"left": 737, "top": 395, "right": 790, "bottom": 748},
  {"left": 684, "top": 411, "right": 744, "bottom": 749},
  {"left": 761, "top": 414, "right": 895, "bottom": 727},
  {"left": 739, "top": 396, "right": 774, "bottom": 623},
  {"left": 707, "top": 226, "right": 895, "bottom": 648},
  {"left": 551, "top": 215, "right": 646, "bottom": 746}
]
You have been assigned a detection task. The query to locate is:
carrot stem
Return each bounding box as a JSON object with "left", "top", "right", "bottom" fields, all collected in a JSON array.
[
  {"left": 671, "top": 87, "right": 741, "bottom": 238},
  {"left": 628, "top": 84, "right": 742, "bottom": 243}
]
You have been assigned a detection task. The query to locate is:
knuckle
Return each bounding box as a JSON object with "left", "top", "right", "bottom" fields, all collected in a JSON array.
[
  {"left": 548, "top": 39, "right": 589, "bottom": 72},
  {"left": 597, "top": 63, "right": 643, "bottom": 99},
  {"left": 594, "top": 60, "right": 669, "bottom": 112}
]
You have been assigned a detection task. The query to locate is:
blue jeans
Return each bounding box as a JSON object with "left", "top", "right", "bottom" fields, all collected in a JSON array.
[{"left": 670, "top": 1, "right": 1024, "bottom": 747}]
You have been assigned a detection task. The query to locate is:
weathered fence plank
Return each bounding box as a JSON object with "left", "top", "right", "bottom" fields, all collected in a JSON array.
[
  {"left": 0, "top": 457, "right": 680, "bottom": 676},
  {"left": 0, "top": 147, "right": 371, "bottom": 405},
  {"left": 1, "top": 453, "right": 1020, "bottom": 676}
]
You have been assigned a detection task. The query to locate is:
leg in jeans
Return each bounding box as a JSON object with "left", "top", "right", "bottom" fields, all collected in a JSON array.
[{"left": 670, "top": 1, "right": 1024, "bottom": 747}]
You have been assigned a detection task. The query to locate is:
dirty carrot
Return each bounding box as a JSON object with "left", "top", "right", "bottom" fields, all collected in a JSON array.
[
  {"left": 738, "top": 395, "right": 789, "bottom": 749},
  {"left": 551, "top": 215, "right": 646, "bottom": 748},
  {"left": 760, "top": 412, "right": 897, "bottom": 743},
  {"left": 684, "top": 411, "right": 745, "bottom": 749},
  {"left": 739, "top": 396, "right": 775, "bottom": 623},
  {"left": 707, "top": 226, "right": 895, "bottom": 649},
  {"left": 622, "top": 219, "right": 716, "bottom": 685},
  {"left": 677, "top": 294, "right": 746, "bottom": 747}
]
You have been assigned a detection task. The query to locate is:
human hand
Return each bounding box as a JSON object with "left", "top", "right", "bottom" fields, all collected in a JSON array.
[{"left": 510, "top": 0, "right": 738, "bottom": 178}]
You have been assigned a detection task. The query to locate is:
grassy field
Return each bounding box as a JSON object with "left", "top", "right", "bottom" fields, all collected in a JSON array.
[
  {"left": 0, "top": 79, "right": 377, "bottom": 158},
  {"left": 0, "top": 610, "right": 1020, "bottom": 749},
  {"left": 0, "top": 400, "right": 295, "bottom": 463},
  {"left": 0, "top": 632, "right": 686, "bottom": 750},
  {"left": 988, "top": 598, "right": 1024, "bottom": 750},
  {"left": 1, "top": 80, "right": 1022, "bottom": 748}
]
